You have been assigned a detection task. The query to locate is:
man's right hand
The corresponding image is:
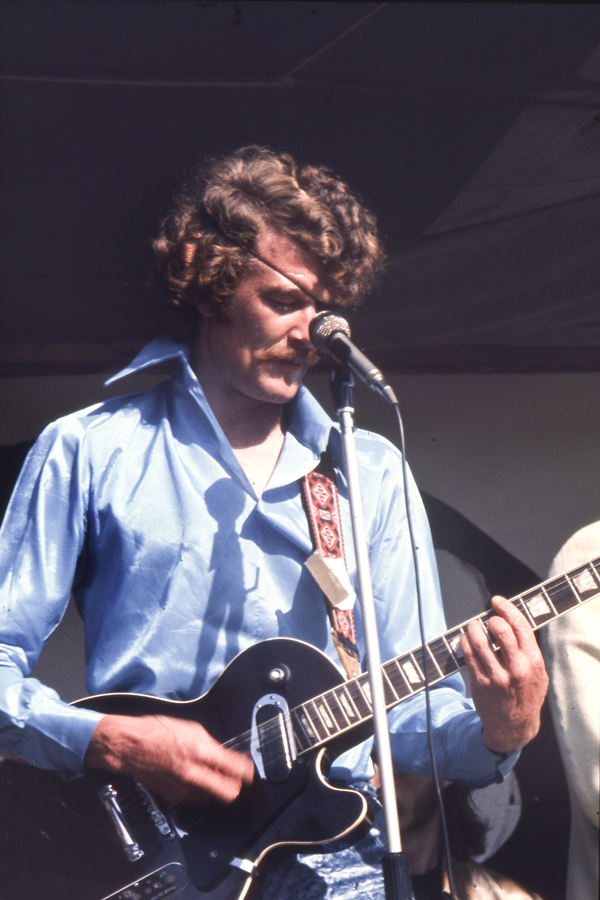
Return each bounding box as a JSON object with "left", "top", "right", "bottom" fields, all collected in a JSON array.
[{"left": 84, "top": 714, "right": 255, "bottom": 806}]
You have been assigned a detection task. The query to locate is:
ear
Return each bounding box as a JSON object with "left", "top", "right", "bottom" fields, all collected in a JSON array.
[{"left": 195, "top": 297, "right": 217, "bottom": 319}]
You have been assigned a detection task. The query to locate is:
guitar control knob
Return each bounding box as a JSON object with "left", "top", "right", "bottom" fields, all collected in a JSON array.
[{"left": 268, "top": 665, "right": 290, "bottom": 685}]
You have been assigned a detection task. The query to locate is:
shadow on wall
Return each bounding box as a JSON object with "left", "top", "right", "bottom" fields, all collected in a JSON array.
[{"left": 0, "top": 440, "right": 569, "bottom": 900}]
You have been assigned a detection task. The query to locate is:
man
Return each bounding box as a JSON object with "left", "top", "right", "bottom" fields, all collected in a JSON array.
[
  {"left": 541, "top": 522, "right": 600, "bottom": 900},
  {"left": 397, "top": 775, "right": 544, "bottom": 900},
  {"left": 0, "top": 147, "right": 547, "bottom": 894}
]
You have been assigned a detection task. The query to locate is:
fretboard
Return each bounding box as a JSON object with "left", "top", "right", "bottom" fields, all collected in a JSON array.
[{"left": 290, "top": 555, "right": 600, "bottom": 754}]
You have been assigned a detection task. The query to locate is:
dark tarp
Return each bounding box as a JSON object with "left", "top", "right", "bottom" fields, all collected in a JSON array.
[
  {"left": 358, "top": 42, "right": 600, "bottom": 351},
  {"left": 1, "top": 2, "right": 600, "bottom": 372}
]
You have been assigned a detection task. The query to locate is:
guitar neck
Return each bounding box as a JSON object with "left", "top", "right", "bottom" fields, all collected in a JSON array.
[{"left": 289, "top": 555, "right": 600, "bottom": 755}]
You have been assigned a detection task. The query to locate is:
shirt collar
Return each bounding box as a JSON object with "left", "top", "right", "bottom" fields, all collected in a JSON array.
[
  {"left": 104, "top": 337, "right": 189, "bottom": 385},
  {"left": 286, "top": 379, "right": 334, "bottom": 457},
  {"left": 105, "top": 337, "right": 334, "bottom": 469}
]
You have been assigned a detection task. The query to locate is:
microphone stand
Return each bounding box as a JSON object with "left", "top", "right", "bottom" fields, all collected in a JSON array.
[{"left": 330, "top": 367, "right": 412, "bottom": 900}]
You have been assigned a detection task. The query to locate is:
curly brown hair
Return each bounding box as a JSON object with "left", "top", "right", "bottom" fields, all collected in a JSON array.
[{"left": 151, "top": 146, "right": 384, "bottom": 338}]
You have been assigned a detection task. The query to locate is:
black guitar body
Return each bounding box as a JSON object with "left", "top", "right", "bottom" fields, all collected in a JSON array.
[
  {"left": 0, "top": 639, "right": 372, "bottom": 900},
  {"left": 3, "top": 558, "right": 599, "bottom": 899}
]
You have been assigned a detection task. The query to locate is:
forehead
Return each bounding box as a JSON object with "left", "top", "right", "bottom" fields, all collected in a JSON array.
[{"left": 250, "top": 228, "right": 328, "bottom": 297}]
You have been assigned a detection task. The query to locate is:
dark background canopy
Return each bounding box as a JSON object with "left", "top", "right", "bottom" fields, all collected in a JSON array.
[{"left": 1, "top": 1, "right": 600, "bottom": 374}]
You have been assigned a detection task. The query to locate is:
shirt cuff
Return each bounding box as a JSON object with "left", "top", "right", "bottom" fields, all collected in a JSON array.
[
  {"left": 445, "top": 711, "right": 521, "bottom": 785},
  {"left": 17, "top": 688, "right": 105, "bottom": 777}
]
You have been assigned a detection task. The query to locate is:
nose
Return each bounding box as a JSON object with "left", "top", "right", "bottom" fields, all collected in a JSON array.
[{"left": 288, "top": 304, "right": 318, "bottom": 347}]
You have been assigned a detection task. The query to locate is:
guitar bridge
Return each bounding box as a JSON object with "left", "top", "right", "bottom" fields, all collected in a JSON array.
[
  {"left": 99, "top": 784, "right": 144, "bottom": 862},
  {"left": 135, "top": 780, "right": 176, "bottom": 840}
]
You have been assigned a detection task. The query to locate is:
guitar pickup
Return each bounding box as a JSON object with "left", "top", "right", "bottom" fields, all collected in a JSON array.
[{"left": 250, "top": 693, "right": 297, "bottom": 782}]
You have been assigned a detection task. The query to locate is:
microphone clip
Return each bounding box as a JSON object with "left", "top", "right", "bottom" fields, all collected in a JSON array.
[{"left": 329, "top": 364, "right": 355, "bottom": 412}]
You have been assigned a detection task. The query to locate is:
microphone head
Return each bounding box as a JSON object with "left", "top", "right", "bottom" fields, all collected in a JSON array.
[{"left": 309, "top": 311, "right": 351, "bottom": 353}]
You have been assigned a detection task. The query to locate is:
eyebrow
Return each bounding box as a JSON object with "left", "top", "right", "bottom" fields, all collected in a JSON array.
[
  {"left": 261, "top": 284, "right": 306, "bottom": 300},
  {"left": 249, "top": 248, "right": 325, "bottom": 306}
]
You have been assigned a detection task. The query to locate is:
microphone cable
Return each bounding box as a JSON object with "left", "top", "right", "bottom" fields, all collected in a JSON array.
[
  {"left": 391, "top": 398, "right": 458, "bottom": 900},
  {"left": 312, "top": 311, "right": 459, "bottom": 898}
]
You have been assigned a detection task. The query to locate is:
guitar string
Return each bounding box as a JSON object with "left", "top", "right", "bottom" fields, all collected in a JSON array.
[
  {"left": 151, "top": 572, "right": 599, "bottom": 840},
  {"left": 108, "top": 626, "right": 473, "bottom": 835},
  {"left": 103, "top": 565, "right": 599, "bottom": 837},
  {"left": 201, "top": 571, "right": 591, "bottom": 775},
  {"left": 165, "top": 589, "right": 542, "bottom": 768},
  {"left": 106, "top": 567, "right": 600, "bottom": 848},
  {"left": 221, "top": 568, "right": 595, "bottom": 764},
  {"left": 210, "top": 574, "right": 595, "bottom": 766}
]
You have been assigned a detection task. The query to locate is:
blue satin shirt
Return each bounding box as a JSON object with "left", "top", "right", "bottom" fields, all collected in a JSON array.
[{"left": 0, "top": 339, "right": 515, "bottom": 783}]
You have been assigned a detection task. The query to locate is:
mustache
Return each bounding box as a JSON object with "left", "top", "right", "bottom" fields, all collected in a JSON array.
[{"left": 255, "top": 348, "right": 319, "bottom": 366}]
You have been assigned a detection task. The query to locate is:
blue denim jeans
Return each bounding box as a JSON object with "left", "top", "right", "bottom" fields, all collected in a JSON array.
[{"left": 258, "top": 783, "right": 406, "bottom": 900}]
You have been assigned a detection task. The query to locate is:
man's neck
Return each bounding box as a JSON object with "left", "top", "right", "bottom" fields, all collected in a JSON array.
[{"left": 196, "top": 375, "right": 288, "bottom": 497}]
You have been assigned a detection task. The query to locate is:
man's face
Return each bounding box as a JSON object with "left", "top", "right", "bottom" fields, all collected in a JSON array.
[{"left": 195, "top": 228, "right": 330, "bottom": 407}]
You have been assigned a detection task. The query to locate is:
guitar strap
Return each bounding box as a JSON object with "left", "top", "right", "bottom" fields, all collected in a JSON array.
[{"left": 301, "top": 454, "right": 361, "bottom": 680}]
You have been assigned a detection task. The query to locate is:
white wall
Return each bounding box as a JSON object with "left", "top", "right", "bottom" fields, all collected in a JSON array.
[{"left": 306, "top": 370, "right": 600, "bottom": 580}]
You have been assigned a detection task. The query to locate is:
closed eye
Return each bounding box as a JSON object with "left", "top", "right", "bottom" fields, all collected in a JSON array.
[{"left": 262, "top": 289, "right": 310, "bottom": 312}]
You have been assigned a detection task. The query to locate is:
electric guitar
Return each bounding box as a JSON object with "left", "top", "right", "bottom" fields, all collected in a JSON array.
[{"left": 1, "top": 556, "right": 598, "bottom": 900}]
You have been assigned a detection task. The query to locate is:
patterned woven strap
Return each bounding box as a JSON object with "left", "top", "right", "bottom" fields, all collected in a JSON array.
[{"left": 302, "top": 460, "right": 360, "bottom": 680}]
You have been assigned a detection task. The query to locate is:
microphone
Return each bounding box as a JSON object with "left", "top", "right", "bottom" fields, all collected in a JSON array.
[{"left": 309, "top": 311, "right": 397, "bottom": 406}]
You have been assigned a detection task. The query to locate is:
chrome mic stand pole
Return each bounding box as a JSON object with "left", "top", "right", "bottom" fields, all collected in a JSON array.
[{"left": 330, "top": 367, "right": 412, "bottom": 900}]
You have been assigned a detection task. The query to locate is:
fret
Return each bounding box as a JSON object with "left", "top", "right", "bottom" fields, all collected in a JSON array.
[
  {"left": 291, "top": 720, "right": 309, "bottom": 753},
  {"left": 389, "top": 657, "right": 415, "bottom": 695},
  {"left": 381, "top": 668, "right": 399, "bottom": 706},
  {"left": 546, "top": 576, "right": 578, "bottom": 615},
  {"left": 334, "top": 684, "right": 360, "bottom": 722},
  {"left": 348, "top": 676, "right": 372, "bottom": 717},
  {"left": 324, "top": 689, "right": 352, "bottom": 729},
  {"left": 383, "top": 659, "right": 412, "bottom": 700},
  {"left": 305, "top": 700, "right": 330, "bottom": 740},
  {"left": 410, "top": 651, "right": 426, "bottom": 681},
  {"left": 520, "top": 589, "right": 554, "bottom": 626},
  {"left": 358, "top": 677, "right": 372, "bottom": 709},
  {"left": 315, "top": 696, "right": 339, "bottom": 735},
  {"left": 286, "top": 555, "right": 600, "bottom": 758},
  {"left": 409, "top": 648, "right": 426, "bottom": 682},
  {"left": 400, "top": 653, "right": 425, "bottom": 688},
  {"left": 298, "top": 703, "right": 324, "bottom": 744},
  {"left": 299, "top": 706, "right": 320, "bottom": 743},
  {"left": 428, "top": 636, "right": 458, "bottom": 677},
  {"left": 478, "top": 612, "right": 501, "bottom": 652},
  {"left": 513, "top": 596, "right": 536, "bottom": 628},
  {"left": 292, "top": 707, "right": 317, "bottom": 748},
  {"left": 345, "top": 679, "right": 371, "bottom": 719},
  {"left": 478, "top": 611, "right": 493, "bottom": 635},
  {"left": 443, "top": 628, "right": 465, "bottom": 667},
  {"left": 540, "top": 585, "right": 558, "bottom": 617},
  {"left": 421, "top": 643, "right": 444, "bottom": 681},
  {"left": 569, "top": 565, "right": 599, "bottom": 600},
  {"left": 425, "top": 644, "right": 444, "bottom": 684}
]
